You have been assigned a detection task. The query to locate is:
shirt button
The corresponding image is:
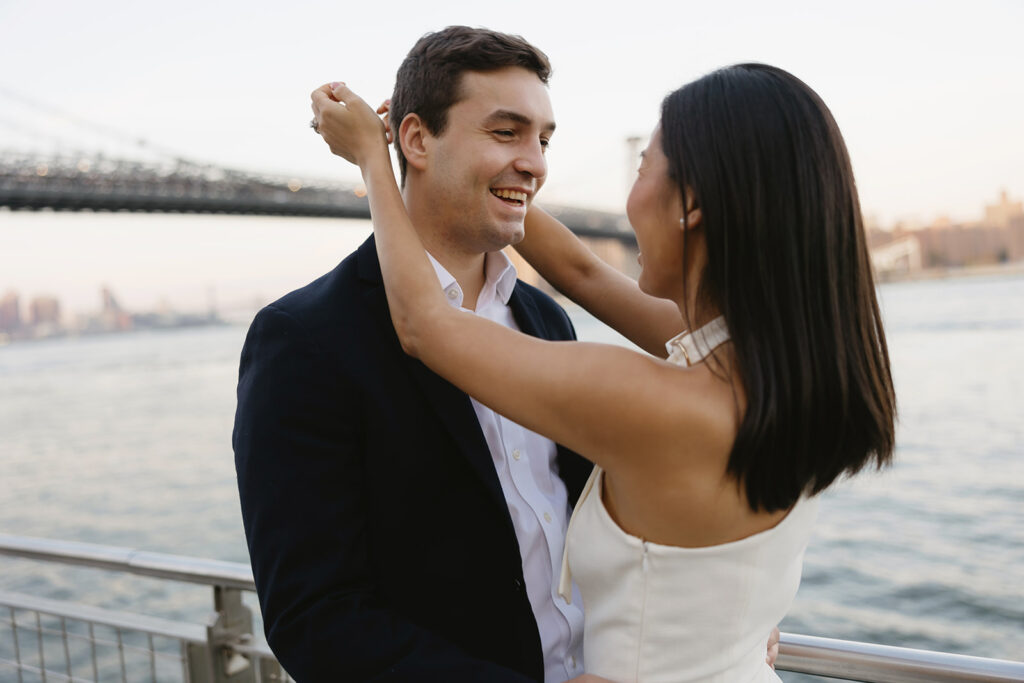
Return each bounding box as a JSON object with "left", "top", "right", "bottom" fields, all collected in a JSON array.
[
  {"left": 446, "top": 288, "right": 458, "bottom": 300},
  {"left": 544, "top": 512, "right": 552, "bottom": 523},
  {"left": 511, "top": 449, "right": 521, "bottom": 461}
]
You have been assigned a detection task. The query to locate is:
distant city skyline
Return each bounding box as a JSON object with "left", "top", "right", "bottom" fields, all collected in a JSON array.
[
  {"left": 0, "top": 282, "right": 224, "bottom": 343},
  {"left": 1, "top": 0, "right": 1022, "bottom": 225},
  {"left": 0, "top": 211, "right": 374, "bottom": 316}
]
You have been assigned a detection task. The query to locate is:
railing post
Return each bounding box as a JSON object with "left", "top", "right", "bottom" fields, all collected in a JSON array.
[{"left": 186, "top": 585, "right": 256, "bottom": 682}]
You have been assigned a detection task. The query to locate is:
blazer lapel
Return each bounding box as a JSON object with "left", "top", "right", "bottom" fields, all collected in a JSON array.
[
  {"left": 507, "top": 281, "right": 547, "bottom": 339},
  {"left": 357, "top": 237, "right": 514, "bottom": 525},
  {"left": 404, "top": 357, "right": 513, "bottom": 516}
]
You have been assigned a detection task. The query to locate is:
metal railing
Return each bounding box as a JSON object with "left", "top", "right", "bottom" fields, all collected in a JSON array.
[
  {"left": 0, "top": 535, "right": 288, "bottom": 682},
  {"left": 2, "top": 534, "right": 1023, "bottom": 682},
  {"left": 776, "top": 633, "right": 1024, "bottom": 682}
]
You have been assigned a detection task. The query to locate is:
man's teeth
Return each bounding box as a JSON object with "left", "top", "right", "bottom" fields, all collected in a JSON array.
[{"left": 491, "top": 189, "right": 527, "bottom": 203}]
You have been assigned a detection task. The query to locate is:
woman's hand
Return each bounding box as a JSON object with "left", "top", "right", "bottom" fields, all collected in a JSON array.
[
  {"left": 310, "top": 82, "right": 389, "bottom": 168},
  {"left": 767, "top": 626, "right": 780, "bottom": 668},
  {"left": 376, "top": 98, "right": 394, "bottom": 144}
]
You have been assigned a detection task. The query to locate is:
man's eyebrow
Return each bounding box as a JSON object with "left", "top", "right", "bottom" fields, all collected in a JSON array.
[{"left": 483, "top": 109, "right": 557, "bottom": 133}]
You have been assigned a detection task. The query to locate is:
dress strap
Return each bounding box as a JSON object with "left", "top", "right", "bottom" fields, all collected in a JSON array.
[{"left": 664, "top": 316, "right": 730, "bottom": 367}]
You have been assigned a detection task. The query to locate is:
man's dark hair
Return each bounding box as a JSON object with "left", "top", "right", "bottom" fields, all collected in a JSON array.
[
  {"left": 389, "top": 26, "right": 551, "bottom": 186},
  {"left": 660, "top": 64, "right": 897, "bottom": 513}
]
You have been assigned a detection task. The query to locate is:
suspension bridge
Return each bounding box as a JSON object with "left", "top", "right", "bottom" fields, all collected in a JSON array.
[
  {"left": 0, "top": 86, "right": 635, "bottom": 244},
  {"left": 0, "top": 151, "right": 634, "bottom": 242}
]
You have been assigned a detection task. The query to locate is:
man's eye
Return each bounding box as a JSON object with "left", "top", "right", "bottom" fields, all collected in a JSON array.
[
  {"left": 494, "top": 130, "right": 515, "bottom": 138},
  {"left": 540, "top": 138, "right": 551, "bottom": 150}
]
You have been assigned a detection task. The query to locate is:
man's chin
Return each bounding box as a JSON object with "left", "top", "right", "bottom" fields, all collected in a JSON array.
[
  {"left": 479, "top": 222, "right": 525, "bottom": 251},
  {"left": 504, "top": 225, "right": 527, "bottom": 247}
]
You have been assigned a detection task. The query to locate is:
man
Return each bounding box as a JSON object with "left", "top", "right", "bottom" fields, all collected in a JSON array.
[{"left": 234, "top": 27, "right": 592, "bottom": 681}]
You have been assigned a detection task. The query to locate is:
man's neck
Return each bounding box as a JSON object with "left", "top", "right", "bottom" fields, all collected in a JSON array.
[{"left": 403, "top": 188, "right": 488, "bottom": 311}]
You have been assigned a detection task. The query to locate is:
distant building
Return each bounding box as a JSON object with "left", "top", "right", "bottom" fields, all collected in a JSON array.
[
  {"left": 984, "top": 189, "right": 1024, "bottom": 229},
  {"left": 99, "top": 285, "right": 133, "bottom": 331},
  {"left": 1009, "top": 214, "right": 1024, "bottom": 261},
  {"left": 29, "top": 296, "right": 61, "bottom": 326},
  {"left": 101, "top": 286, "right": 123, "bottom": 314},
  {"left": 0, "top": 291, "right": 21, "bottom": 333},
  {"left": 869, "top": 190, "right": 1024, "bottom": 269},
  {"left": 27, "top": 295, "right": 62, "bottom": 338},
  {"left": 870, "top": 235, "right": 922, "bottom": 277}
]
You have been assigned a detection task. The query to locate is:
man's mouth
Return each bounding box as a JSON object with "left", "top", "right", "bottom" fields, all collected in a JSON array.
[{"left": 490, "top": 188, "right": 528, "bottom": 207}]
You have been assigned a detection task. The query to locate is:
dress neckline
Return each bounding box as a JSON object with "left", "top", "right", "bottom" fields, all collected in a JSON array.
[
  {"left": 592, "top": 467, "right": 812, "bottom": 553},
  {"left": 558, "top": 465, "right": 817, "bottom": 602},
  {"left": 664, "top": 315, "right": 730, "bottom": 367}
]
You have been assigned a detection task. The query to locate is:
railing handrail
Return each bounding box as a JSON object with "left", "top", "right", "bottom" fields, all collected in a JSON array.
[
  {"left": 0, "top": 533, "right": 255, "bottom": 590},
  {"left": 3, "top": 534, "right": 1024, "bottom": 682},
  {"left": 0, "top": 589, "right": 208, "bottom": 643},
  {"left": 777, "top": 633, "right": 1024, "bottom": 682}
]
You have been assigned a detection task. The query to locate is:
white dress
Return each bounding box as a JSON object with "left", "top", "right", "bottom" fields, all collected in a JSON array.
[{"left": 557, "top": 318, "right": 818, "bottom": 682}]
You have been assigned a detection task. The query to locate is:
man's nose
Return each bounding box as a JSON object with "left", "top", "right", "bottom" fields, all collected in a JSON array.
[{"left": 513, "top": 140, "right": 547, "bottom": 180}]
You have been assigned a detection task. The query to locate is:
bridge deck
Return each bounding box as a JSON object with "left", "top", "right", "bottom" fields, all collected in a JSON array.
[{"left": 1, "top": 153, "right": 635, "bottom": 243}]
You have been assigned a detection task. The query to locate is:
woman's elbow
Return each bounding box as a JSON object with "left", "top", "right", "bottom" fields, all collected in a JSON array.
[
  {"left": 392, "top": 313, "right": 423, "bottom": 358},
  {"left": 388, "top": 296, "right": 451, "bottom": 360}
]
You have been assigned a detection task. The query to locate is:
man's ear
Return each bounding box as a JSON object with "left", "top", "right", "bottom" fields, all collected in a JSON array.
[{"left": 398, "top": 113, "right": 429, "bottom": 173}]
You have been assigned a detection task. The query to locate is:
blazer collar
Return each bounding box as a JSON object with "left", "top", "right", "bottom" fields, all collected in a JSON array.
[{"left": 358, "top": 234, "right": 518, "bottom": 305}]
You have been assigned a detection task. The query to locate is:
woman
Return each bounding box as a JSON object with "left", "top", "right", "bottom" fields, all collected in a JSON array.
[{"left": 311, "top": 64, "right": 895, "bottom": 682}]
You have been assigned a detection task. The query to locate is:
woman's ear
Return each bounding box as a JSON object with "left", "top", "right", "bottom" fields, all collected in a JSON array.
[
  {"left": 679, "top": 189, "right": 702, "bottom": 231},
  {"left": 683, "top": 207, "right": 702, "bottom": 230},
  {"left": 399, "top": 113, "right": 429, "bottom": 172}
]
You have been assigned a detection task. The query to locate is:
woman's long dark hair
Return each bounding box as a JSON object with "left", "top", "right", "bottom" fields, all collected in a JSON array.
[{"left": 661, "top": 64, "right": 896, "bottom": 512}]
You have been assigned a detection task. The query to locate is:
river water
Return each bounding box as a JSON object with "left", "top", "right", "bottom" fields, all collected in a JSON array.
[{"left": 1, "top": 267, "right": 1022, "bottom": 678}]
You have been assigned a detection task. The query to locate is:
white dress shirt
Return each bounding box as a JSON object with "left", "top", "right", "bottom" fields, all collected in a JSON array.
[{"left": 427, "top": 250, "right": 585, "bottom": 682}]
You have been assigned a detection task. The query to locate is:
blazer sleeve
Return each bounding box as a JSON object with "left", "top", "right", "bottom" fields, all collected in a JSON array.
[{"left": 233, "top": 305, "right": 534, "bottom": 682}]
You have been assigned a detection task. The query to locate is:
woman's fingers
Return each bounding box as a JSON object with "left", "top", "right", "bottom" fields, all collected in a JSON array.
[
  {"left": 311, "top": 83, "right": 390, "bottom": 142},
  {"left": 312, "top": 83, "right": 341, "bottom": 104},
  {"left": 309, "top": 81, "right": 388, "bottom": 165},
  {"left": 310, "top": 84, "right": 339, "bottom": 115},
  {"left": 376, "top": 99, "right": 393, "bottom": 144},
  {"left": 766, "top": 626, "right": 780, "bottom": 668},
  {"left": 310, "top": 85, "right": 354, "bottom": 162},
  {"left": 328, "top": 82, "right": 364, "bottom": 110}
]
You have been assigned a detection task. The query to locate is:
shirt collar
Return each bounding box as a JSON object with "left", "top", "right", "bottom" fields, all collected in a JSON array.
[{"left": 426, "top": 250, "right": 518, "bottom": 309}]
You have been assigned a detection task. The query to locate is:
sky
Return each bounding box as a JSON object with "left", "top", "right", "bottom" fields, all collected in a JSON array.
[
  {"left": 1, "top": 0, "right": 1022, "bottom": 224},
  {"left": 1, "top": 0, "right": 1023, "bottom": 314}
]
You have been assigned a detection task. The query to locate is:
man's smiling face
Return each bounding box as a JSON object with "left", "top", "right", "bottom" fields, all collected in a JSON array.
[{"left": 421, "top": 66, "right": 555, "bottom": 253}]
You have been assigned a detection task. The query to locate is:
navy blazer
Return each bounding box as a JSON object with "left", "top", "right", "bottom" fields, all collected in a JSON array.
[{"left": 234, "top": 236, "right": 592, "bottom": 682}]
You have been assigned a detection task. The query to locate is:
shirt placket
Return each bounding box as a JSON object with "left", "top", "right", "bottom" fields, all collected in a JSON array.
[{"left": 499, "top": 414, "right": 584, "bottom": 678}]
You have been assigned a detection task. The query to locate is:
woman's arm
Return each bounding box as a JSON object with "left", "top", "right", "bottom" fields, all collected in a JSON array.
[
  {"left": 311, "top": 84, "right": 717, "bottom": 473},
  {"left": 311, "top": 84, "right": 448, "bottom": 354},
  {"left": 519, "top": 206, "right": 683, "bottom": 357}
]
